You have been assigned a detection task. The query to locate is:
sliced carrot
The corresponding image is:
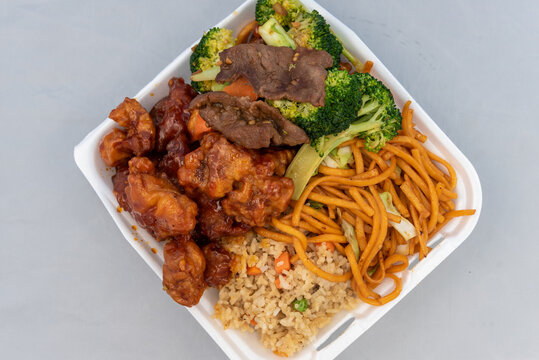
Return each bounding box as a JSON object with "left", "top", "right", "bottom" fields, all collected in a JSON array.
[
  {"left": 274, "top": 252, "right": 291, "bottom": 274},
  {"left": 274, "top": 277, "right": 282, "bottom": 289},
  {"left": 222, "top": 77, "right": 258, "bottom": 101},
  {"left": 247, "top": 266, "right": 262, "bottom": 276},
  {"left": 361, "top": 60, "right": 374, "bottom": 74},
  {"left": 187, "top": 109, "right": 212, "bottom": 141},
  {"left": 316, "top": 241, "right": 335, "bottom": 252},
  {"left": 250, "top": 317, "right": 257, "bottom": 326},
  {"left": 273, "top": 350, "right": 288, "bottom": 357}
]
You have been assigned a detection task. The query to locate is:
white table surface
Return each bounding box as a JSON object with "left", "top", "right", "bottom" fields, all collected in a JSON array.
[{"left": 1, "top": 0, "right": 538, "bottom": 359}]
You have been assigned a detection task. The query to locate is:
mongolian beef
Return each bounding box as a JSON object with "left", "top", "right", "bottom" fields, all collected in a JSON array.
[{"left": 98, "top": 1, "right": 476, "bottom": 355}]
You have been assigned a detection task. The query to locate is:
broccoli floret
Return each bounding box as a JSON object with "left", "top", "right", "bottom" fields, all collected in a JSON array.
[
  {"left": 287, "top": 10, "right": 343, "bottom": 67},
  {"left": 271, "top": 68, "right": 362, "bottom": 141},
  {"left": 190, "top": 27, "right": 235, "bottom": 93},
  {"left": 284, "top": 73, "right": 401, "bottom": 199},
  {"left": 255, "top": 0, "right": 304, "bottom": 29},
  {"left": 352, "top": 72, "right": 402, "bottom": 152},
  {"left": 270, "top": 100, "right": 316, "bottom": 126},
  {"left": 256, "top": 1, "right": 364, "bottom": 70},
  {"left": 258, "top": 17, "right": 297, "bottom": 49},
  {"left": 257, "top": 4, "right": 344, "bottom": 68}
]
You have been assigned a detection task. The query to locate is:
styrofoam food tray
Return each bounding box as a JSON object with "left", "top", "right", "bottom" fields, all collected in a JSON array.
[{"left": 74, "top": 1, "right": 482, "bottom": 358}]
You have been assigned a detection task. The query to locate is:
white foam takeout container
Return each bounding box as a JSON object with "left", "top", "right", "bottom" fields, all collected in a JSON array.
[{"left": 74, "top": 0, "right": 482, "bottom": 358}]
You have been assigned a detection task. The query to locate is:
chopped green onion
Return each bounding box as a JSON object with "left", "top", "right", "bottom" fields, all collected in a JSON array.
[
  {"left": 367, "top": 264, "right": 379, "bottom": 276},
  {"left": 292, "top": 298, "right": 308, "bottom": 312},
  {"left": 308, "top": 201, "right": 325, "bottom": 209}
]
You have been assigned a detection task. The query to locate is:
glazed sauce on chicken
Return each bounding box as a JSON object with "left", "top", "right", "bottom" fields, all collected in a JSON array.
[{"left": 99, "top": 77, "right": 295, "bottom": 307}]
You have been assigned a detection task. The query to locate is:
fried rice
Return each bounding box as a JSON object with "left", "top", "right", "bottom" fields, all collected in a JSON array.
[{"left": 214, "top": 233, "right": 358, "bottom": 356}]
